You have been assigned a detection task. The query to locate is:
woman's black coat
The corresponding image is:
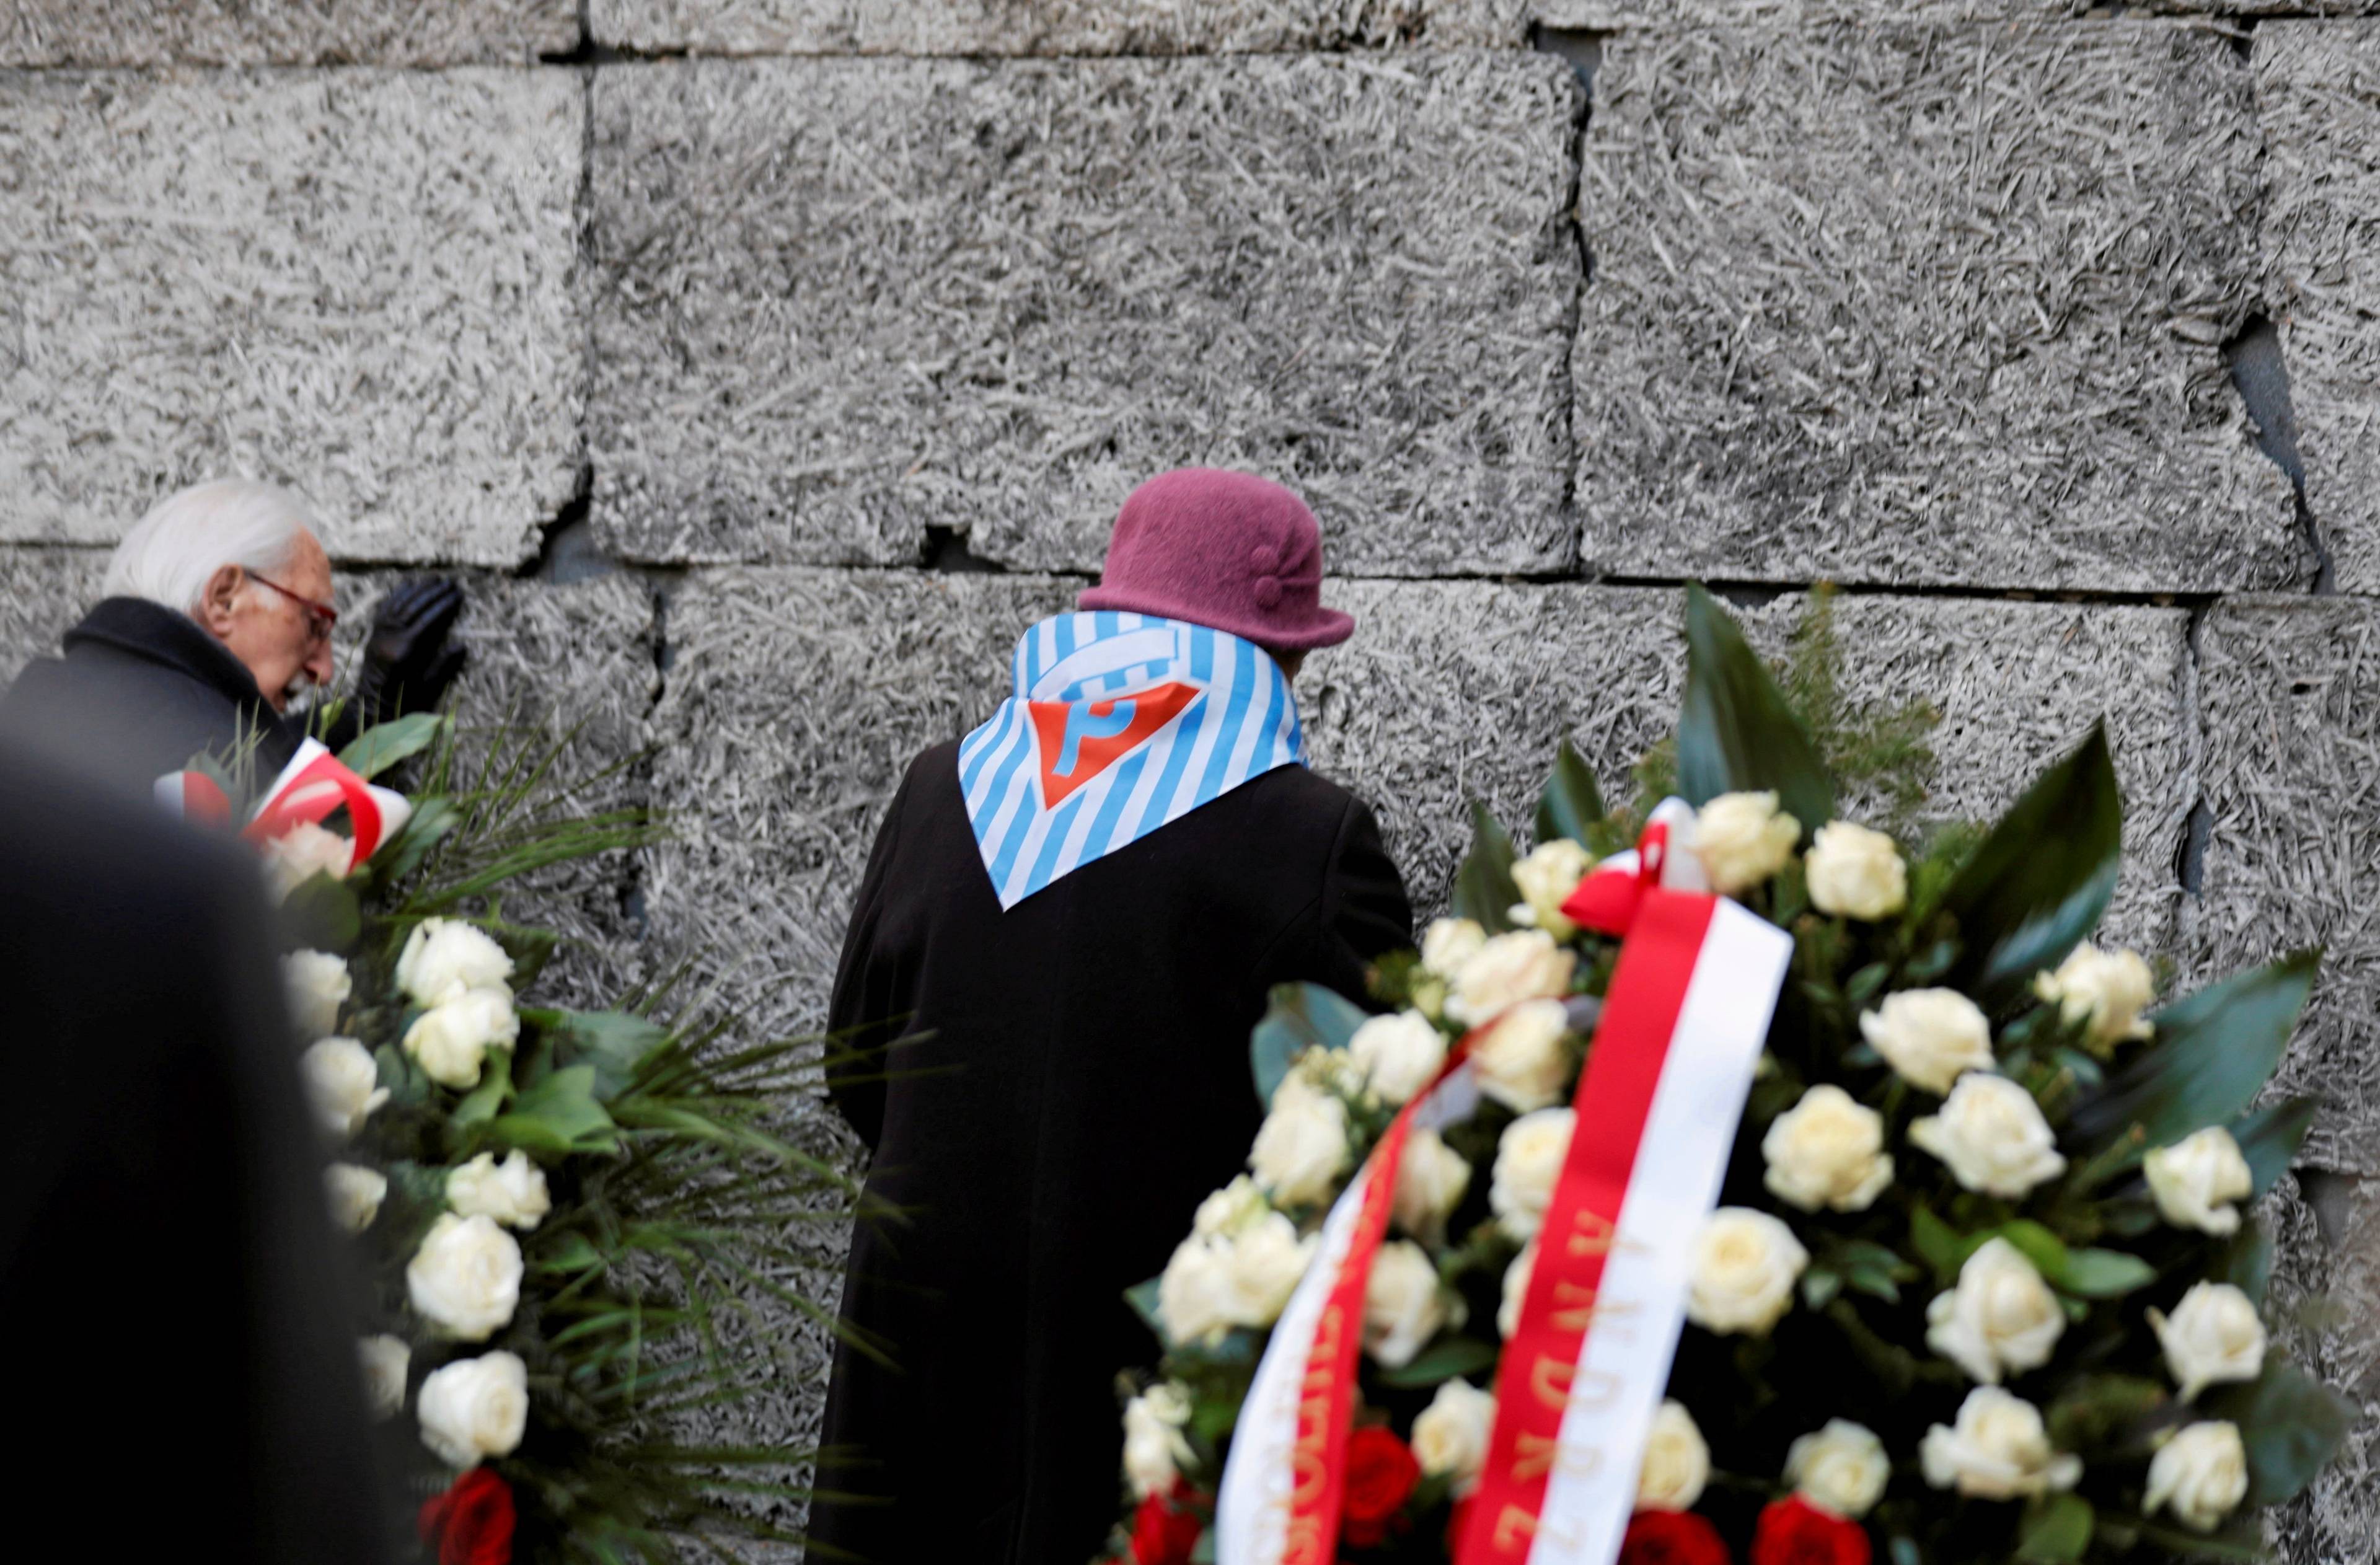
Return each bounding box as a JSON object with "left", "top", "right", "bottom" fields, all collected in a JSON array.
[{"left": 811, "top": 739, "right": 1411, "bottom": 1565}]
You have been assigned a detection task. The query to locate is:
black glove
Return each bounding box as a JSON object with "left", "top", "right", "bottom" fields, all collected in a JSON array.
[{"left": 350, "top": 577, "right": 467, "bottom": 728}]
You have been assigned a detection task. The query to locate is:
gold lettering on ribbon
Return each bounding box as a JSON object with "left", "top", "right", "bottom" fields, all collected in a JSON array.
[
  {"left": 1515, "top": 1431, "right": 1606, "bottom": 1483},
  {"left": 1492, "top": 1505, "right": 1540, "bottom": 1551},
  {"left": 1528, "top": 1354, "right": 1575, "bottom": 1411},
  {"left": 1566, "top": 1209, "right": 1618, "bottom": 1258}
]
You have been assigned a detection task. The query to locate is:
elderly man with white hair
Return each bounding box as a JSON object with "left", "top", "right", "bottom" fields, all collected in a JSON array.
[{"left": 0, "top": 478, "right": 466, "bottom": 790}]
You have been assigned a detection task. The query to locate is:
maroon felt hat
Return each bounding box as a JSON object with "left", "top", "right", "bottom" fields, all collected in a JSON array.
[{"left": 1078, "top": 468, "right": 1354, "bottom": 651}]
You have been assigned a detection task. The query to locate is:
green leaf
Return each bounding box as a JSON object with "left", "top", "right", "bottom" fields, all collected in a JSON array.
[
  {"left": 1994, "top": 1219, "right": 2071, "bottom": 1277},
  {"left": 451, "top": 1047, "right": 516, "bottom": 1127},
  {"left": 337, "top": 712, "right": 446, "bottom": 780},
  {"left": 372, "top": 796, "right": 460, "bottom": 883},
  {"left": 373, "top": 1042, "right": 428, "bottom": 1106},
  {"left": 278, "top": 873, "right": 361, "bottom": 952},
  {"left": 489, "top": 1065, "right": 619, "bottom": 1155},
  {"left": 2014, "top": 1494, "right": 2093, "bottom": 1564},
  {"left": 2231, "top": 1098, "right": 2318, "bottom": 1199},
  {"left": 1936, "top": 725, "right": 2123, "bottom": 1008},
  {"left": 2045, "top": 1374, "right": 2168, "bottom": 1454},
  {"left": 1911, "top": 1204, "right": 1966, "bottom": 1284},
  {"left": 1534, "top": 739, "right": 1606, "bottom": 848},
  {"left": 2068, "top": 953, "right": 2320, "bottom": 1157},
  {"left": 1452, "top": 801, "right": 1522, "bottom": 933},
  {"left": 2130, "top": 1520, "right": 2267, "bottom": 1562},
  {"left": 1249, "top": 982, "right": 1372, "bottom": 1106},
  {"left": 534, "top": 1230, "right": 605, "bottom": 1274},
  {"left": 1125, "top": 1277, "right": 1165, "bottom": 1341},
  {"left": 1675, "top": 584, "right": 1834, "bottom": 832},
  {"left": 1800, "top": 1267, "right": 1844, "bottom": 1310},
  {"left": 1375, "top": 1335, "right": 1499, "bottom": 1390},
  {"left": 2205, "top": 1356, "right": 2355, "bottom": 1508},
  {"left": 2052, "top": 1246, "right": 2157, "bottom": 1299},
  {"left": 554, "top": 1010, "right": 674, "bottom": 1101},
  {"left": 2213, "top": 1220, "right": 2275, "bottom": 1305}
]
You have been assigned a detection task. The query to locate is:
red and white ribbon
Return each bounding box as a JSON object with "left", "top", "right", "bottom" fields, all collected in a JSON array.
[
  {"left": 155, "top": 738, "right": 412, "bottom": 870},
  {"left": 1215, "top": 1059, "right": 1482, "bottom": 1565},
  {"left": 1458, "top": 802, "right": 1791, "bottom": 1565}
]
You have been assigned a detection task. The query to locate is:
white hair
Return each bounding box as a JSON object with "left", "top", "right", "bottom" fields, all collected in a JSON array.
[{"left": 102, "top": 479, "right": 320, "bottom": 614}]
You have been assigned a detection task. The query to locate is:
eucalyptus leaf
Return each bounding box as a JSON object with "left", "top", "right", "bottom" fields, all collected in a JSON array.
[
  {"left": 2231, "top": 1098, "right": 2318, "bottom": 1199},
  {"left": 555, "top": 1010, "right": 675, "bottom": 1101},
  {"left": 2204, "top": 1356, "right": 2354, "bottom": 1508},
  {"left": 1249, "top": 982, "right": 1372, "bottom": 1106},
  {"left": 490, "top": 1065, "right": 619, "bottom": 1156},
  {"left": 1535, "top": 739, "right": 1606, "bottom": 848},
  {"left": 1935, "top": 725, "right": 2122, "bottom": 1008},
  {"left": 337, "top": 712, "right": 446, "bottom": 779},
  {"left": 2068, "top": 953, "right": 2320, "bottom": 1158},
  {"left": 1452, "top": 801, "right": 1522, "bottom": 933},
  {"left": 2014, "top": 1494, "right": 2093, "bottom": 1564},
  {"left": 1675, "top": 584, "right": 1833, "bottom": 832},
  {"left": 1375, "top": 1334, "right": 1499, "bottom": 1389}
]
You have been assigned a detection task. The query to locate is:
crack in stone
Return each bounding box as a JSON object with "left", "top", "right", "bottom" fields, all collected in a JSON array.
[{"left": 2223, "top": 312, "right": 2335, "bottom": 593}]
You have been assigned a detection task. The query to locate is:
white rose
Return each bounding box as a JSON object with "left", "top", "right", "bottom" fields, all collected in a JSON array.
[
  {"left": 447, "top": 1151, "right": 552, "bottom": 1232},
  {"left": 283, "top": 950, "right": 351, "bottom": 1039},
  {"left": 1157, "top": 1236, "right": 1234, "bottom": 1347},
  {"left": 1421, "top": 917, "right": 1488, "bottom": 979},
  {"left": 1860, "top": 989, "right": 1995, "bottom": 1094},
  {"left": 1413, "top": 1378, "right": 1496, "bottom": 1496},
  {"left": 301, "top": 1036, "right": 388, "bottom": 1142},
  {"left": 402, "top": 989, "right": 521, "bottom": 1091},
  {"left": 1393, "top": 1127, "right": 1473, "bottom": 1245},
  {"left": 1249, "top": 1078, "right": 1352, "bottom": 1207},
  {"left": 1920, "top": 1386, "right": 2082, "bottom": 1500},
  {"left": 1805, "top": 821, "right": 1908, "bottom": 920},
  {"left": 1510, "top": 838, "right": 1594, "bottom": 938},
  {"left": 406, "top": 1212, "right": 524, "bottom": 1342},
  {"left": 1363, "top": 1240, "right": 1450, "bottom": 1369},
  {"left": 396, "top": 918, "right": 517, "bottom": 1009},
  {"left": 2144, "top": 1421, "right": 2249, "bottom": 1533},
  {"left": 1349, "top": 1010, "right": 1448, "bottom": 1104},
  {"left": 1786, "top": 1419, "right": 1890, "bottom": 1519},
  {"left": 1122, "top": 1381, "right": 1196, "bottom": 1500},
  {"left": 358, "top": 1334, "right": 410, "bottom": 1421},
  {"left": 1447, "top": 930, "right": 1576, "bottom": 1026},
  {"left": 1910, "top": 1074, "right": 2068, "bottom": 1199},
  {"left": 2150, "top": 1282, "right": 2267, "bottom": 1401},
  {"left": 1695, "top": 791, "right": 1802, "bottom": 896},
  {"left": 324, "top": 1162, "right": 388, "bottom": 1235},
  {"left": 2145, "top": 1127, "right": 2254, "bottom": 1237},
  {"left": 1468, "top": 998, "right": 1574, "bottom": 1114},
  {"left": 1633, "top": 1400, "right": 1710, "bottom": 1512},
  {"left": 415, "top": 1350, "right": 528, "bottom": 1469},
  {"left": 1220, "top": 1211, "right": 1315, "bottom": 1330},
  {"left": 1925, "top": 1238, "right": 2065, "bottom": 1385},
  {"left": 263, "top": 821, "right": 355, "bottom": 901},
  {"left": 1491, "top": 1108, "right": 1576, "bottom": 1241},
  {"left": 1193, "top": 1175, "right": 1269, "bottom": 1240},
  {"left": 2034, "top": 941, "right": 2156, "bottom": 1049},
  {"left": 1687, "top": 1207, "right": 1808, "bottom": 1338},
  {"left": 1763, "top": 1085, "right": 1893, "bottom": 1214},
  {"left": 1498, "top": 1240, "right": 1537, "bottom": 1340}
]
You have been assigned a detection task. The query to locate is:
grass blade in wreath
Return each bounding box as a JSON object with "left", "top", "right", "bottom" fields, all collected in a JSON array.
[
  {"left": 1452, "top": 800, "right": 1521, "bottom": 932},
  {"left": 1677, "top": 583, "right": 1834, "bottom": 833}
]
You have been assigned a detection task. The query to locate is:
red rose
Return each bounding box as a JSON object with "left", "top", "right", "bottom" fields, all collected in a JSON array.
[
  {"left": 418, "top": 1467, "right": 516, "bottom": 1565},
  {"left": 1620, "top": 1509, "right": 1730, "bottom": 1565},
  {"left": 1338, "top": 1426, "right": 1422, "bottom": 1549},
  {"left": 1752, "top": 1497, "right": 1871, "bottom": 1565},
  {"left": 1129, "top": 1481, "right": 1205, "bottom": 1565}
]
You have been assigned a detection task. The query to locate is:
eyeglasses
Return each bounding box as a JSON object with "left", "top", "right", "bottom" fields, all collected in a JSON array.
[{"left": 247, "top": 569, "right": 339, "bottom": 645}]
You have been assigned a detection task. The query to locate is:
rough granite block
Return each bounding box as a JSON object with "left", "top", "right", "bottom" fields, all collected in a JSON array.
[
  {"left": 2187, "top": 598, "right": 2380, "bottom": 1176},
  {"left": 1574, "top": 22, "right": 2301, "bottom": 592},
  {"left": 2256, "top": 22, "right": 2380, "bottom": 595},
  {"left": 1535, "top": 1, "right": 2066, "bottom": 21},
  {"left": 0, "top": 69, "right": 586, "bottom": 567},
  {"left": 594, "top": 0, "right": 1523, "bottom": 53},
  {"left": 588, "top": 55, "right": 1579, "bottom": 575},
  {"left": 2264, "top": 1174, "right": 2380, "bottom": 1564},
  {"left": 0, "top": 1, "right": 576, "bottom": 67},
  {"left": 0, "top": 546, "right": 108, "bottom": 685}
]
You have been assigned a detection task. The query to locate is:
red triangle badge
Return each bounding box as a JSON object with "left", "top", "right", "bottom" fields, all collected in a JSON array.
[{"left": 1028, "top": 681, "right": 1204, "bottom": 808}]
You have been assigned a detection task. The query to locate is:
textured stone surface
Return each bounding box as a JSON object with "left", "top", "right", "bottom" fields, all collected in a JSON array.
[
  {"left": 2257, "top": 22, "right": 2380, "bottom": 596},
  {"left": 1573, "top": 22, "right": 2301, "bottom": 592},
  {"left": 2187, "top": 597, "right": 2380, "bottom": 1176},
  {"left": 0, "top": 547, "right": 107, "bottom": 684},
  {"left": 0, "top": 69, "right": 586, "bottom": 566},
  {"left": 593, "top": 0, "right": 1522, "bottom": 53},
  {"left": 2265, "top": 1173, "right": 2380, "bottom": 1564},
  {"left": 1306, "top": 584, "right": 2191, "bottom": 946},
  {"left": 588, "top": 55, "right": 1579, "bottom": 575},
  {"left": 0, "top": 1, "right": 577, "bottom": 66}
]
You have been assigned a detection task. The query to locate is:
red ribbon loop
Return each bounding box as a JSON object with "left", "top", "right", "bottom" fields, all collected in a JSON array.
[{"left": 244, "top": 750, "right": 386, "bottom": 862}]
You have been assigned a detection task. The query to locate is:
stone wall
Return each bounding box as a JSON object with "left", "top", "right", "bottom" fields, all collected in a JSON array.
[{"left": 2, "top": 0, "right": 2376, "bottom": 1554}]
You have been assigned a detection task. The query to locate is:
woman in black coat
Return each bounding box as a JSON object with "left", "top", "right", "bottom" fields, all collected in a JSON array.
[{"left": 810, "top": 471, "right": 1413, "bottom": 1564}]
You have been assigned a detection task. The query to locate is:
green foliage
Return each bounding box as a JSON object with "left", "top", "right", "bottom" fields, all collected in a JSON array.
[
  {"left": 2208, "top": 1357, "right": 2356, "bottom": 1509},
  {"left": 1249, "top": 982, "right": 1371, "bottom": 1106},
  {"left": 1935, "top": 725, "right": 2123, "bottom": 1010},
  {"left": 1779, "top": 584, "right": 1941, "bottom": 821},
  {"left": 2068, "top": 952, "right": 2320, "bottom": 1158},
  {"left": 338, "top": 711, "right": 447, "bottom": 779},
  {"left": 1534, "top": 738, "right": 1606, "bottom": 847},
  {"left": 2014, "top": 1494, "right": 2094, "bottom": 1563},
  {"left": 1375, "top": 1336, "right": 1499, "bottom": 1390},
  {"left": 1452, "top": 801, "right": 1522, "bottom": 933},
  {"left": 1677, "top": 583, "right": 1835, "bottom": 832},
  {"left": 2231, "top": 1098, "right": 2319, "bottom": 1199}
]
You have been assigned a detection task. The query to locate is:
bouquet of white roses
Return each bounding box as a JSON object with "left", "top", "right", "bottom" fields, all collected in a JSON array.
[{"left": 1100, "top": 588, "right": 2349, "bottom": 1565}]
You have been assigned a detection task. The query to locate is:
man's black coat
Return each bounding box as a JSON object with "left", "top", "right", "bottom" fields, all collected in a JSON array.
[
  {"left": 0, "top": 739, "right": 387, "bottom": 1561},
  {"left": 809, "top": 739, "right": 1412, "bottom": 1565},
  {"left": 0, "top": 596, "right": 302, "bottom": 796}
]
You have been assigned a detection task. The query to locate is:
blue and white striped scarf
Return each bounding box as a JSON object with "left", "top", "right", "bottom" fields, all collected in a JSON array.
[{"left": 958, "top": 612, "right": 1306, "bottom": 909}]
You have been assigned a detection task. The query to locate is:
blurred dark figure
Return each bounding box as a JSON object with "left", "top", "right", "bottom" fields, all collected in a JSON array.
[
  {"left": 0, "top": 738, "right": 387, "bottom": 1561},
  {"left": 0, "top": 478, "right": 464, "bottom": 794}
]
